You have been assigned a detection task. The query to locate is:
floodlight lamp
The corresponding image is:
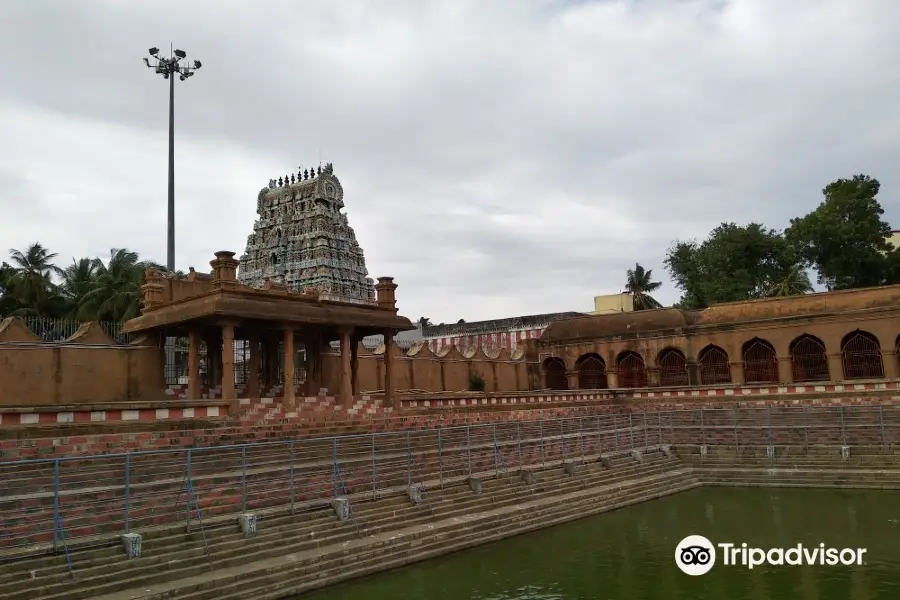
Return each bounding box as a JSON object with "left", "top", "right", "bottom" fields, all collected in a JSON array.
[
  {"left": 149, "top": 47, "right": 159, "bottom": 56},
  {"left": 174, "top": 49, "right": 186, "bottom": 59},
  {"left": 163, "top": 72, "right": 170, "bottom": 79},
  {"left": 143, "top": 57, "right": 150, "bottom": 67},
  {"left": 179, "top": 75, "right": 185, "bottom": 81},
  {"left": 193, "top": 60, "right": 201, "bottom": 69}
]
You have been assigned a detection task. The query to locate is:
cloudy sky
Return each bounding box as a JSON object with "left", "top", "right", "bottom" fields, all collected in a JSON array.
[{"left": 2, "top": 0, "right": 899, "bottom": 324}]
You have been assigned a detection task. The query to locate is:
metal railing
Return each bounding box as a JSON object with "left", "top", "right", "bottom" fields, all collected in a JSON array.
[{"left": 1, "top": 404, "right": 899, "bottom": 559}]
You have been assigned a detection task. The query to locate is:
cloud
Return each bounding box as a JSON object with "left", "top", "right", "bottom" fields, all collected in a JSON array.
[{"left": 1, "top": 0, "right": 899, "bottom": 322}]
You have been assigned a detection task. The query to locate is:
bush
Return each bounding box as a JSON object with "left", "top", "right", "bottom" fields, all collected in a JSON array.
[{"left": 468, "top": 372, "right": 486, "bottom": 392}]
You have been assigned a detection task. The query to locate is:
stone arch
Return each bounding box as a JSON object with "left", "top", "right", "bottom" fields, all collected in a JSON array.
[
  {"left": 841, "top": 330, "right": 883, "bottom": 380},
  {"left": 657, "top": 348, "right": 688, "bottom": 387},
  {"left": 698, "top": 345, "right": 731, "bottom": 385},
  {"left": 543, "top": 357, "right": 568, "bottom": 390},
  {"left": 742, "top": 337, "right": 778, "bottom": 384},
  {"left": 789, "top": 334, "right": 829, "bottom": 382},
  {"left": 576, "top": 353, "right": 607, "bottom": 389},
  {"left": 616, "top": 351, "right": 647, "bottom": 388}
]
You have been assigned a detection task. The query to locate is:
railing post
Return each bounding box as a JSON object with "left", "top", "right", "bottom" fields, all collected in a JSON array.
[
  {"left": 700, "top": 408, "right": 706, "bottom": 446},
  {"left": 185, "top": 449, "right": 192, "bottom": 532},
  {"left": 597, "top": 414, "right": 603, "bottom": 456},
  {"left": 612, "top": 413, "right": 619, "bottom": 453},
  {"left": 331, "top": 437, "right": 338, "bottom": 497},
  {"left": 657, "top": 411, "right": 663, "bottom": 446},
  {"left": 803, "top": 405, "right": 809, "bottom": 451},
  {"left": 406, "top": 430, "right": 413, "bottom": 487},
  {"left": 880, "top": 405, "right": 887, "bottom": 447},
  {"left": 52, "top": 459, "right": 61, "bottom": 553},
  {"left": 290, "top": 442, "right": 296, "bottom": 514},
  {"left": 539, "top": 419, "right": 545, "bottom": 466},
  {"left": 492, "top": 424, "right": 499, "bottom": 477},
  {"left": 732, "top": 406, "right": 739, "bottom": 452},
  {"left": 241, "top": 445, "right": 248, "bottom": 514},
  {"left": 564, "top": 418, "right": 571, "bottom": 461},
  {"left": 124, "top": 453, "right": 131, "bottom": 534},
  {"left": 628, "top": 413, "right": 635, "bottom": 450},
  {"left": 643, "top": 412, "right": 649, "bottom": 448},
  {"left": 767, "top": 405, "right": 773, "bottom": 448},
  {"left": 437, "top": 429, "right": 444, "bottom": 489},
  {"left": 840, "top": 406, "right": 847, "bottom": 445},
  {"left": 578, "top": 416, "right": 585, "bottom": 462},
  {"left": 515, "top": 421, "right": 522, "bottom": 468},
  {"left": 466, "top": 425, "right": 472, "bottom": 477}
]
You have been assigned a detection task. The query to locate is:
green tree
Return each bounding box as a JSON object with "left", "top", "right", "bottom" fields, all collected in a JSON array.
[
  {"left": 6, "top": 243, "right": 66, "bottom": 317},
  {"left": 664, "top": 223, "right": 811, "bottom": 309},
  {"left": 417, "top": 317, "right": 432, "bottom": 329},
  {"left": 0, "top": 261, "right": 21, "bottom": 316},
  {"left": 785, "top": 174, "right": 896, "bottom": 290},
  {"left": 624, "top": 263, "right": 662, "bottom": 310},
  {"left": 59, "top": 257, "right": 102, "bottom": 319},
  {"left": 80, "top": 248, "right": 161, "bottom": 322}
]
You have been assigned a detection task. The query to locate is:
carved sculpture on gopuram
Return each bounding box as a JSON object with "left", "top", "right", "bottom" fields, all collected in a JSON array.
[{"left": 237, "top": 163, "right": 377, "bottom": 305}]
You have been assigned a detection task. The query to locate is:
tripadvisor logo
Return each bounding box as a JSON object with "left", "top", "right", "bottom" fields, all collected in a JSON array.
[{"left": 675, "top": 535, "right": 867, "bottom": 576}]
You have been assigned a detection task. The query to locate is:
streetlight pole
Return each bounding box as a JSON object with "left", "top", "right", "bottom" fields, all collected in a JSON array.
[{"left": 142, "top": 46, "right": 202, "bottom": 273}]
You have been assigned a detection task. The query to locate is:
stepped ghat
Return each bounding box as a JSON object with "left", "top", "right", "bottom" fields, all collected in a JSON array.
[{"left": 238, "top": 163, "right": 376, "bottom": 305}]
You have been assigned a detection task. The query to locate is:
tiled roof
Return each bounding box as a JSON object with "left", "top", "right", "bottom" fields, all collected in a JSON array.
[{"left": 422, "top": 312, "right": 585, "bottom": 337}]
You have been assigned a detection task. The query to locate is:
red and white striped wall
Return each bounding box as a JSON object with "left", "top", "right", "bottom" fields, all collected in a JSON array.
[{"left": 426, "top": 327, "right": 546, "bottom": 354}]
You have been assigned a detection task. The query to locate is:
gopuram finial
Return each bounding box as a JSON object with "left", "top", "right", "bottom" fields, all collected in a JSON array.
[
  {"left": 303, "top": 168, "right": 309, "bottom": 180},
  {"left": 277, "top": 176, "right": 283, "bottom": 186},
  {"left": 290, "top": 173, "right": 295, "bottom": 184},
  {"left": 317, "top": 165, "right": 322, "bottom": 176}
]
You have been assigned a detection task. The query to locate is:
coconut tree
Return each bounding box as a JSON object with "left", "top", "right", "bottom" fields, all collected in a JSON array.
[
  {"left": 625, "top": 263, "right": 663, "bottom": 310},
  {"left": 59, "top": 257, "right": 102, "bottom": 319},
  {"left": 80, "top": 248, "right": 162, "bottom": 322},
  {"left": 6, "top": 243, "right": 65, "bottom": 317},
  {"left": 765, "top": 263, "right": 814, "bottom": 298}
]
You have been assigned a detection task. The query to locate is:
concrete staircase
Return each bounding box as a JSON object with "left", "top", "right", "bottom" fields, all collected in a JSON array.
[
  {"left": 0, "top": 415, "right": 651, "bottom": 555},
  {"left": 680, "top": 445, "right": 900, "bottom": 488},
  {"left": 0, "top": 451, "right": 696, "bottom": 600}
]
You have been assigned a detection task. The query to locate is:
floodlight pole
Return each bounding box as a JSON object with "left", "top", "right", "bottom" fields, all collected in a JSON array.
[{"left": 142, "top": 47, "right": 202, "bottom": 273}]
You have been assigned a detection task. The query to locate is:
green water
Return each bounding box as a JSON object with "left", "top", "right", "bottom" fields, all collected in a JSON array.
[{"left": 299, "top": 488, "right": 900, "bottom": 599}]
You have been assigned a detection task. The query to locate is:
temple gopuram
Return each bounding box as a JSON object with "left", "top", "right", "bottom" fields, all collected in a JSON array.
[{"left": 238, "top": 163, "right": 376, "bottom": 305}]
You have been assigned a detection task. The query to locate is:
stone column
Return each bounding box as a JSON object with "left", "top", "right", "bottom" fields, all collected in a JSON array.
[
  {"left": 350, "top": 337, "right": 360, "bottom": 396},
  {"left": 647, "top": 367, "right": 660, "bottom": 388},
  {"left": 607, "top": 369, "right": 619, "bottom": 389},
  {"left": 565, "top": 370, "right": 579, "bottom": 390},
  {"left": 283, "top": 326, "right": 296, "bottom": 406},
  {"left": 383, "top": 329, "right": 395, "bottom": 408},
  {"left": 338, "top": 327, "right": 353, "bottom": 408},
  {"left": 187, "top": 329, "right": 201, "bottom": 400},
  {"left": 247, "top": 332, "right": 260, "bottom": 399},
  {"left": 777, "top": 356, "right": 793, "bottom": 385},
  {"left": 882, "top": 349, "right": 899, "bottom": 380},
  {"left": 729, "top": 362, "right": 744, "bottom": 386},
  {"left": 827, "top": 353, "right": 844, "bottom": 383},
  {"left": 221, "top": 322, "right": 236, "bottom": 401},
  {"left": 686, "top": 361, "right": 699, "bottom": 386}
]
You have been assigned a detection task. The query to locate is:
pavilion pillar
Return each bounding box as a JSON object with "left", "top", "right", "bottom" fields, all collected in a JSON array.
[
  {"left": 350, "top": 335, "right": 360, "bottom": 396},
  {"left": 220, "top": 322, "right": 236, "bottom": 401},
  {"left": 305, "top": 336, "right": 320, "bottom": 397},
  {"left": 777, "top": 356, "right": 793, "bottom": 385},
  {"left": 729, "top": 361, "right": 744, "bottom": 386},
  {"left": 827, "top": 353, "right": 843, "bottom": 383},
  {"left": 247, "top": 332, "right": 261, "bottom": 399},
  {"left": 187, "top": 329, "right": 201, "bottom": 401},
  {"left": 338, "top": 327, "right": 353, "bottom": 408},
  {"left": 882, "top": 349, "right": 899, "bottom": 381},
  {"left": 383, "top": 329, "right": 396, "bottom": 408},
  {"left": 283, "top": 326, "right": 296, "bottom": 406}
]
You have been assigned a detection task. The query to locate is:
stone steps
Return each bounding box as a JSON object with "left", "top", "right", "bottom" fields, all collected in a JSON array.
[
  {"left": 1, "top": 454, "right": 679, "bottom": 600},
  {"left": 117, "top": 467, "right": 698, "bottom": 600},
  {"left": 0, "top": 427, "right": 614, "bottom": 553}
]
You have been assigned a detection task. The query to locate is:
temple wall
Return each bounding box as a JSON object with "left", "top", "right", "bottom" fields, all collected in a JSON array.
[
  {"left": 0, "top": 319, "right": 163, "bottom": 407},
  {"left": 321, "top": 342, "right": 533, "bottom": 394}
]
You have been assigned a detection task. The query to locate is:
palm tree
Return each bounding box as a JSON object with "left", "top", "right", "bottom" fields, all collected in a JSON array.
[
  {"left": 0, "top": 261, "right": 20, "bottom": 316},
  {"left": 765, "top": 264, "right": 813, "bottom": 298},
  {"left": 7, "top": 243, "right": 65, "bottom": 317},
  {"left": 59, "top": 257, "right": 102, "bottom": 319},
  {"left": 80, "top": 248, "right": 161, "bottom": 322},
  {"left": 625, "top": 263, "right": 663, "bottom": 310}
]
